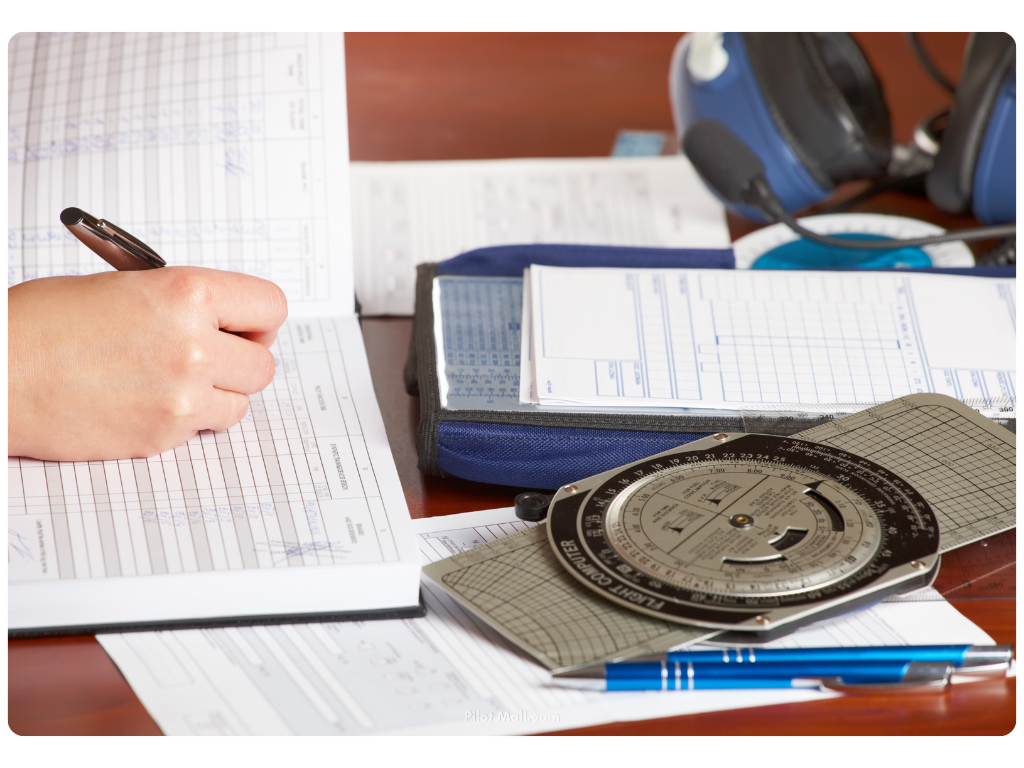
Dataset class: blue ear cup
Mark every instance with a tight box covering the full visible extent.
[671,33,893,222]
[669,33,832,220]
[972,73,1016,225]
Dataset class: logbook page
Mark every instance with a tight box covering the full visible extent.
[8,34,420,631]
[8,32,353,315]
[9,316,420,630]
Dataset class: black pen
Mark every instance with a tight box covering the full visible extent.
[61,207,166,271]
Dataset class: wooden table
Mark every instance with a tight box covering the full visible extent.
[8,32,1014,736]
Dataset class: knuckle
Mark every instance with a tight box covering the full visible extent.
[176,339,210,375]
[155,389,199,438]
[166,268,215,308]
[165,389,197,421]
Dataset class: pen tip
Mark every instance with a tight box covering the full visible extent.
[60,207,85,226]
[551,666,604,681]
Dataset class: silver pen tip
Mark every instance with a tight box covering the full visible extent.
[963,645,1014,666]
[552,666,604,681]
[549,666,607,691]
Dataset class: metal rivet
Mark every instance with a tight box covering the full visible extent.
[712,433,729,442]
[562,484,578,494]
[754,615,770,626]
[911,560,928,570]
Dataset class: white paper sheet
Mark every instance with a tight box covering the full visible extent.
[530,266,1016,415]
[98,506,998,736]
[350,156,731,315]
[8,32,353,316]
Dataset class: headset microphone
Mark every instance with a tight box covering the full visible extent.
[683,120,1015,251]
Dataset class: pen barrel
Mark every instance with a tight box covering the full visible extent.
[604,661,915,691]
[665,645,975,665]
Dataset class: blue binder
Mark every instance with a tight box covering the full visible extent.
[404,243,1013,489]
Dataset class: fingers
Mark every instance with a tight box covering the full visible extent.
[169,268,288,342]
[235,327,280,347]
[210,331,277,394]
[210,271,288,338]
[199,388,252,433]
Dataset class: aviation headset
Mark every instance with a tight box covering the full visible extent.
[670,33,1015,257]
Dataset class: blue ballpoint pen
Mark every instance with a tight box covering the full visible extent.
[551,660,955,693]
[623,644,1013,669]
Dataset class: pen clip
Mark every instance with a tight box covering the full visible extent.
[818,676,950,695]
[61,207,165,270]
[819,662,953,696]
[95,218,166,268]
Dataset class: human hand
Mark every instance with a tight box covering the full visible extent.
[8,267,287,461]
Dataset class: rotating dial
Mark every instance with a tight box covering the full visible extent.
[604,461,882,597]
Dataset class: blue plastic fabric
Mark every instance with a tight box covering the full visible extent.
[437,243,735,277]
[438,243,1014,279]
[436,421,708,489]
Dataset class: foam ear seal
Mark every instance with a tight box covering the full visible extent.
[926,32,1016,215]
[742,33,892,190]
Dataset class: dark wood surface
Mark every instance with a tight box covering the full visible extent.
[8,32,1014,737]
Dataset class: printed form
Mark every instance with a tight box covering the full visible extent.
[8,33,420,633]
[350,155,731,315]
[530,267,1016,414]
[8,32,353,315]
[98,507,1000,736]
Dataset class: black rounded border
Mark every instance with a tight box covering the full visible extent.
[548,435,939,627]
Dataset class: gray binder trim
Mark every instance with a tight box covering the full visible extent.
[412,263,444,474]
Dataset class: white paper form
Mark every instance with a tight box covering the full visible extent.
[9,316,420,630]
[530,267,1016,415]
[98,506,998,736]
[8,32,353,315]
[432,274,729,418]
[350,155,731,316]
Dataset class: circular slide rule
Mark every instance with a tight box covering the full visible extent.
[546,434,940,639]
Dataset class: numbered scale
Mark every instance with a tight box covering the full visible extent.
[546,433,941,641]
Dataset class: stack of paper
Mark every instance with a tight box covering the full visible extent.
[519,265,1016,418]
